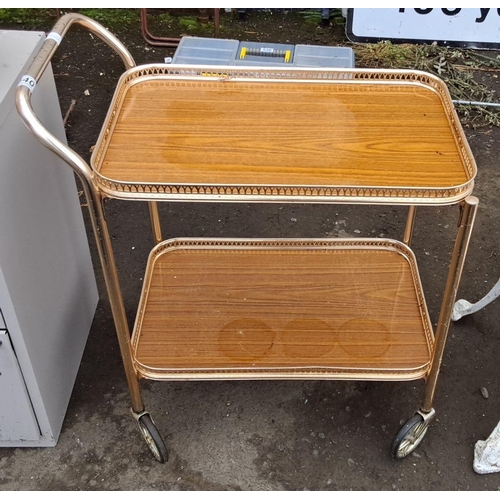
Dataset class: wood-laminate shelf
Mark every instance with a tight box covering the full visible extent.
[131,238,434,381]
[91,66,476,205]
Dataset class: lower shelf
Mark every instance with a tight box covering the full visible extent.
[131,238,434,381]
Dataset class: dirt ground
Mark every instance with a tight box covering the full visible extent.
[1,8,500,491]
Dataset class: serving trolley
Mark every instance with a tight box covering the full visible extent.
[16,14,478,463]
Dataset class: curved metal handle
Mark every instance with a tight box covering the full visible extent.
[15,12,136,183]
[15,14,146,410]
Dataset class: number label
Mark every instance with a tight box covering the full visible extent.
[18,75,36,92]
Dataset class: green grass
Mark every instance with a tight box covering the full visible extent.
[0,8,54,27]
[0,8,139,29]
[299,9,345,26]
[78,8,139,29]
[178,16,198,32]
[157,12,174,25]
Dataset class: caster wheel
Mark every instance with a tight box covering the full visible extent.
[137,413,169,463]
[391,414,429,459]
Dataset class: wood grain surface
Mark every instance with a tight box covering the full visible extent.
[96,79,469,190]
[133,241,433,377]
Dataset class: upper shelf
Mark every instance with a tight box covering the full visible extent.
[91,65,476,205]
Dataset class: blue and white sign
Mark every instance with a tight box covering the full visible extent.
[346,8,500,49]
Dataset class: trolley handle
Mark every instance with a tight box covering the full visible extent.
[15,12,135,183]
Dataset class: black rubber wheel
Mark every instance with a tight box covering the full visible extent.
[137,413,169,463]
[391,414,429,459]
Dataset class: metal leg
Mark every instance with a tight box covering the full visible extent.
[88,187,145,413]
[403,205,417,246]
[148,201,163,245]
[452,276,500,321]
[422,196,478,412]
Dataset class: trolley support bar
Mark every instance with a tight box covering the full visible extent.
[148,202,163,244]
[15,13,144,413]
[422,196,478,412]
[403,206,417,246]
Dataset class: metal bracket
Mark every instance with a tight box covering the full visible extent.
[130,408,149,422]
[417,407,436,424]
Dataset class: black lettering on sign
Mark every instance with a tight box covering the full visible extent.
[399,8,405,13]
[414,8,433,14]
[441,8,461,16]
[476,8,490,22]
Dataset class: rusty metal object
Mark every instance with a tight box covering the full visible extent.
[214,8,220,38]
[139,8,221,47]
[140,8,180,48]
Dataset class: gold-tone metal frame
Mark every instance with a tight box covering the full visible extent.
[15,12,479,453]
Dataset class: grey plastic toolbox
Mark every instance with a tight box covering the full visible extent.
[171,36,355,68]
